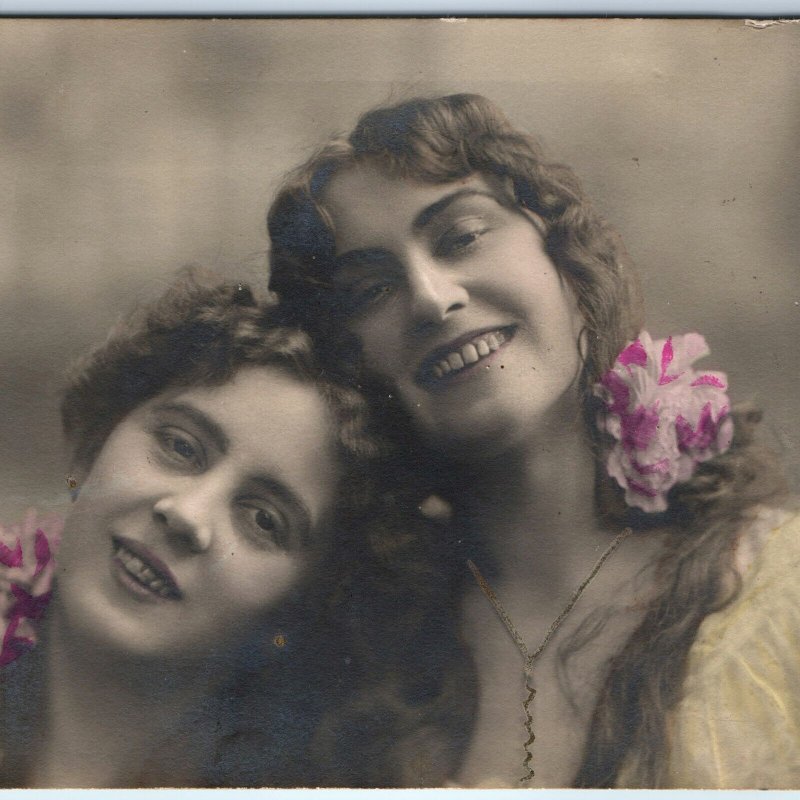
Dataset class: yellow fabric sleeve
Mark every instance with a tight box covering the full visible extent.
[663,509,800,788]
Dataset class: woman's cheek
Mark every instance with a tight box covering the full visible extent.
[351,311,405,377]
[220,555,306,617]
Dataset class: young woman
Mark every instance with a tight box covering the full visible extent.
[0,271,397,787]
[266,93,798,788]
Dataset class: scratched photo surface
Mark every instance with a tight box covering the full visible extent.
[0,18,798,789]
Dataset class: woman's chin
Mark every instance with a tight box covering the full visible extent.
[54,580,176,662]
[411,375,583,464]
[422,415,523,464]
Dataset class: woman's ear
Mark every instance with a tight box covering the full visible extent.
[577,325,590,364]
[521,207,548,237]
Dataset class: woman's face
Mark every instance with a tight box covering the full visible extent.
[57,366,339,659]
[322,164,585,457]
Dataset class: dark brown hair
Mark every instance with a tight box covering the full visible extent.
[266,94,787,786]
[61,268,379,482]
[57,270,384,784]
[268,92,643,403]
[59,267,471,786]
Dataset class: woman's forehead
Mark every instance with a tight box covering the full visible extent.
[321,168,508,245]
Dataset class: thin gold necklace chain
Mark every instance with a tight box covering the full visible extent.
[466,526,632,783]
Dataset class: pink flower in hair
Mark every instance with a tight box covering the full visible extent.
[594,332,733,513]
[1,509,62,667]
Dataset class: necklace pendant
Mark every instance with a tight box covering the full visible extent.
[520,675,536,783]
[467,529,631,787]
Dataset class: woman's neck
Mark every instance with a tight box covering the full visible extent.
[449,421,615,594]
[34,605,215,788]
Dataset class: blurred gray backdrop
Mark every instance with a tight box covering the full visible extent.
[1,19,798,517]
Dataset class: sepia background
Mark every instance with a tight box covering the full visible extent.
[1,19,798,517]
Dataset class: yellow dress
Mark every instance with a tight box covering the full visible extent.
[654,507,800,788]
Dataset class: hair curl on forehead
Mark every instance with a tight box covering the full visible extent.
[268,92,643,397]
[61,267,381,477]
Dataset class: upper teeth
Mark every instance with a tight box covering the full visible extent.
[115,543,175,598]
[431,330,508,379]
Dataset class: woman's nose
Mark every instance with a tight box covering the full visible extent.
[152,491,215,554]
[406,256,469,332]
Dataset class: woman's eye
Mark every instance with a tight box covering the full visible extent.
[240,502,291,549]
[155,428,204,469]
[359,281,396,305]
[435,222,489,258]
[342,279,397,316]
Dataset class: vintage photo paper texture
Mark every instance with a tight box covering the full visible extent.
[0,18,798,788]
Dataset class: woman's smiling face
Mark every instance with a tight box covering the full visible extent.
[56,366,339,660]
[322,164,585,457]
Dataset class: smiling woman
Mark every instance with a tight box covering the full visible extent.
[0,270,391,787]
[321,167,584,457]
[267,93,798,788]
[57,368,337,661]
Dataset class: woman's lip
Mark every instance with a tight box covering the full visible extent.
[111,535,182,600]
[415,325,516,386]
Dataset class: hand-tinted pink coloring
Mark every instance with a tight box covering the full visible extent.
[600,370,631,416]
[0,616,35,667]
[0,538,22,568]
[621,404,660,453]
[594,332,732,512]
[1,514,60,668]
[658,336,682,385]
[691,374,726,389]
[618,338,648,369]
[33,529,51,577]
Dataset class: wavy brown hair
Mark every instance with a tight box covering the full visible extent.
[267,94,787,786]
[61,268,379,486]
[59,267,471,786]
[269,93,643,403]
[57,269,403,785]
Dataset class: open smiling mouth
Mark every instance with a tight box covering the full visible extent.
[112,536,182,600]
[417,326,515,387]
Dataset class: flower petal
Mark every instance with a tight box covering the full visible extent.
[33,529,52,577]
[670,332,710,371]
[621,404,661,452]
[601,370,631,416]
[9,584,52,622]
[594,331,732,514]
[618,338,648,369]
[690,373,726,389]
[0,616,35,667]
[658,337,683,385]
[0,538,22,568]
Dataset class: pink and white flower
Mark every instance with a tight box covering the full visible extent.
[594,332,733,513]
[1,509,62,666]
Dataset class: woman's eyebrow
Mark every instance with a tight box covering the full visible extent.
[249,476,313,546]
[152,402,230,454]
[333,189,501,271]
[413,188,501,230]
[333,247,391,274]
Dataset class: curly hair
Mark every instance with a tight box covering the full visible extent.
[57,269,384,784]
[266,94,789,786]
[61,268,380,484]
[268,93,643,402]
[59,267,471,786]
